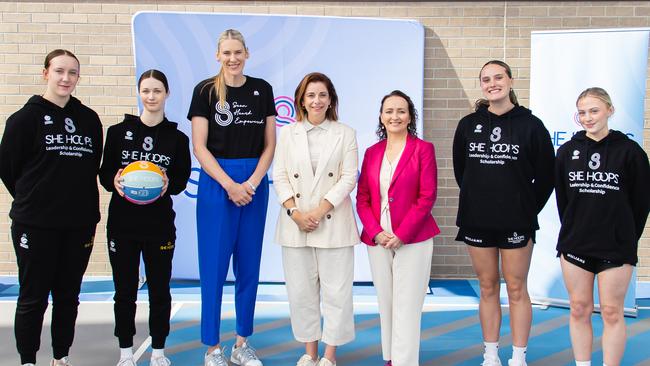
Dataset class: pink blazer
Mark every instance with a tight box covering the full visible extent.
[356,135,440,246]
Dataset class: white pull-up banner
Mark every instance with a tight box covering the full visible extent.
[529,28,650,316]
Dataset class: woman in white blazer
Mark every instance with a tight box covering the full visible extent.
[273,72,359,366]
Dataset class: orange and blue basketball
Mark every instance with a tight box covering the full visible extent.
[120,160,164,205]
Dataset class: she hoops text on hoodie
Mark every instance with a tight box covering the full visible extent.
[555,130,650,265]
[453,105,555,232]
[0,95,103,229]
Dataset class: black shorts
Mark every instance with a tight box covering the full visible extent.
[560,252,622,274]
[455,228,534,249]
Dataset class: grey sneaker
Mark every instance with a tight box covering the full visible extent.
[116,357,136,366]
[50,357,72,366]
[230,342,262,366]
[205,348,229,366]
[150,356,172,366]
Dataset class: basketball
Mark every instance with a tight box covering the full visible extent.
[120,160,164,205]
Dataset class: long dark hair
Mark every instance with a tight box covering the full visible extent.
[44,49,80,70]
[474,60,519,111]
[138,69,169,93]
[376,90,418,140]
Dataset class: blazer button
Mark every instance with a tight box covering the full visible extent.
[389,197,394,202]
[296,193,301,198]
[326,214,331,219]
[328,172,333,177]
[294,173,299,178]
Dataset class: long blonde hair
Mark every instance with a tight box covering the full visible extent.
[209,29,248,108]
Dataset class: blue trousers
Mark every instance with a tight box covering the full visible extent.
[197,158,268,346]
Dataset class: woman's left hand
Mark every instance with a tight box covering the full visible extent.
[384,235,404,250]
[160,170,169,197]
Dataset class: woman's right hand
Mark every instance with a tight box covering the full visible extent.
[226,182,253,207]
[113,169,125,197]
[291,210,319,232]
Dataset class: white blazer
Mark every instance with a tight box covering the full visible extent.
[273,120,360,248]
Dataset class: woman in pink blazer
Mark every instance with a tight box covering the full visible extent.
[356,90,440,366]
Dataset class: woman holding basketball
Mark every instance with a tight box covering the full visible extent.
[0,49,103,366]
[555,87,649,366]
[99,69,191,366]
[452,60,555,366]
[187,29,276,366]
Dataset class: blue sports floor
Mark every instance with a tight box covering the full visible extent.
[1,277,649,366]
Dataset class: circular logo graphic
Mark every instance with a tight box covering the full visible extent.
[274,96,296,127]
[573,112,582,127]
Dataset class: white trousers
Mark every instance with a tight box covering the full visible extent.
[282,246,355,346]
[367,240,433,366]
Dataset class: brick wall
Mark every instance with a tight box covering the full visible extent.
[1,1,649,279]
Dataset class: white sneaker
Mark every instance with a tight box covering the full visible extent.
[482,354,502,366]
[231,342,263,366]
[507,360,527,366]
[296,354,319,366]
[150,356,172,366]
[205,348,229,366]
[317,358,336,366]
[51,356,72,366]
[117,357,136,366]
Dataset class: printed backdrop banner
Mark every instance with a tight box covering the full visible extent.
[529,28,649,315]
[132,12,424,281]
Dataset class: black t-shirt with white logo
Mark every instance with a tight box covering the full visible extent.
[187,76,276,158]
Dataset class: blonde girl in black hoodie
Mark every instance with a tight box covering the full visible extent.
[0,49,103,366]
[555,87,649,366]
[99,69,191,366]
[453,60,555,366]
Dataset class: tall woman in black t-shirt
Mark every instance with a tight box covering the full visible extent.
[0,49,103,366]
[187,29,276,366]
[99,69,191,366]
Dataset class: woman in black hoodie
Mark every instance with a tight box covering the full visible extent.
[452,60,555,366]
[555,87,649,366]
[99,70,191,366]
[0,49,103,366]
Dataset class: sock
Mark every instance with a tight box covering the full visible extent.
[152,348,165,359]
[120,347,133,360]
[512,345,527,363]
[484,341,499,358]
[575,361,591,366]
[208,347,222,356]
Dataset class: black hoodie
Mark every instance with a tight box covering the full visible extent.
[99,114,191,241]
[453,105,555,231]
[0,95,103,229]
[555,130,650,265]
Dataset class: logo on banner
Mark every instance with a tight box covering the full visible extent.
[274,96,296,127]
[215,101,233,126]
